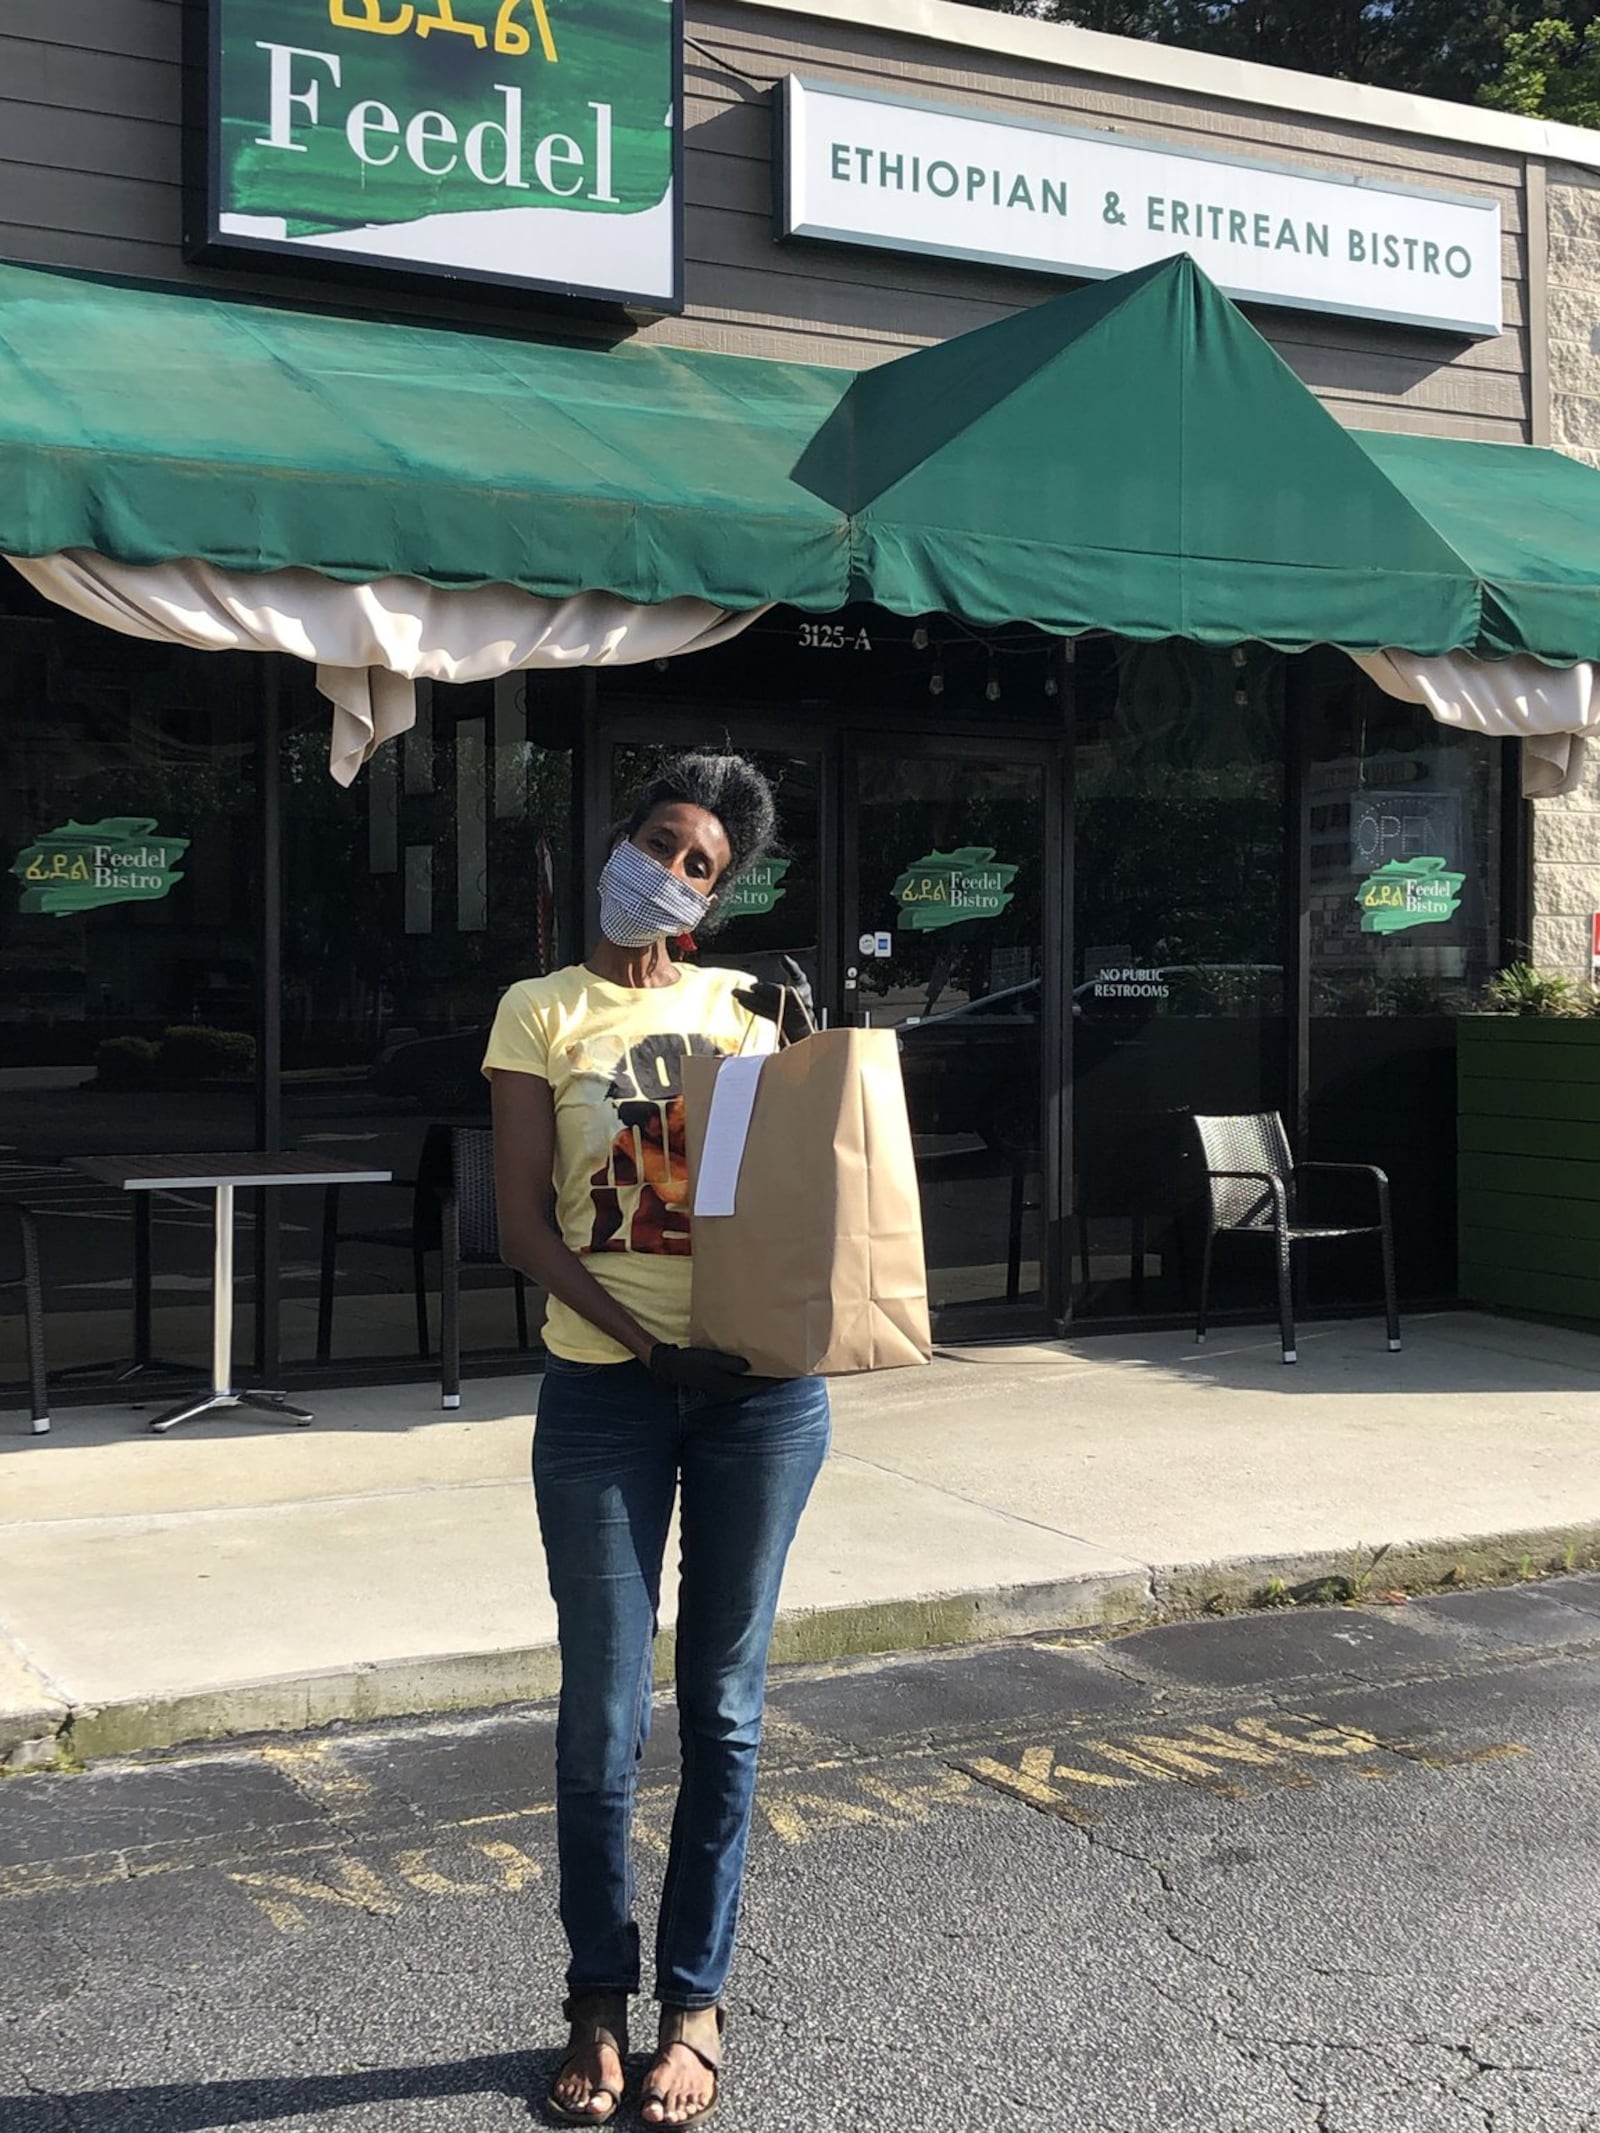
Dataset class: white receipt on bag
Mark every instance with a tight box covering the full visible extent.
[693,1055,765,1217]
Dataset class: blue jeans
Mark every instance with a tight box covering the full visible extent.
[533,1356,830,2008]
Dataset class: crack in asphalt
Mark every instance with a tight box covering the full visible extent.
[946,1719,1591,2133]
[5,1605,1598,2132]
[16,2065,77,2130]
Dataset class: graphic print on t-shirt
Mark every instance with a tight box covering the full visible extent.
[570,1030,725,1258]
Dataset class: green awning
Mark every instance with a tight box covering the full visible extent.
[796,255,1491,655]
[0,261,851,609]
[1354,429,1600,666]
[9,255,1600,667]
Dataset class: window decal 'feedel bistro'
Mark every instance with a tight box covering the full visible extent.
[1355,856,1465,933]
[11,820,190,917]
[196,0,680,309]
[715,857,791,920]
[894,848,1019,931]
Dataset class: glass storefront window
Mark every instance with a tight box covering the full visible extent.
[276,666,577,1367]
[1305,650,1502,1017]
[855,747,1047,1315]
[0,583,259,1383]
[1073,638,1287,1319]
[607,740,824,1005]
[1304,650,1505,1301]
[2,585,1515,1398]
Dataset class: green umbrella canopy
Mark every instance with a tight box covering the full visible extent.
[794,254,1498,656]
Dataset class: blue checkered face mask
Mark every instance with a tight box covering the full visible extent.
[597,838,713,947]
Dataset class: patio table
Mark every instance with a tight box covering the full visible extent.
[68,1154,392,1432]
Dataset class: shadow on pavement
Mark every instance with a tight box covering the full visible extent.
[2,2050,551,2129]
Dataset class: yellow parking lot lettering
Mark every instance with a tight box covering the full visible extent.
[962,1750,1098,1822]
[228,1854,399,1934]
[1120,1726,1285,1776]
[392,1846,493,1897]
[1081,1742,1183,1782]
[1234,1717,1382,1758]
[856,1766,977,1821]
[472,1840,543,1890]
[1052,1762,1140,1790]
[760,1790,891,1846]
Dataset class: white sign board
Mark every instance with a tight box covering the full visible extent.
[777,77,1502,339]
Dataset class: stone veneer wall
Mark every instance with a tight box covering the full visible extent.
[1531,167,1600,979]
[1527,750,1600,980]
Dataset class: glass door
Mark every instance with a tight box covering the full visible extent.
[604,730,828,1008]
[1071,639,1289,1321]
[846,739,1053,1329]
[597,718,1059,1337]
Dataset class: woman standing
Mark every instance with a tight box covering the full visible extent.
[486,753,828,2129]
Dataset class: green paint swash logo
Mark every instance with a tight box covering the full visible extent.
[893,847,1019,932]
[11,819,190,917]
[211,0,677,301]
[1355,855,1464,935]
[715,856,790,921]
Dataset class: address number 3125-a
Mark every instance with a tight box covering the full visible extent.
[798,623,873,651]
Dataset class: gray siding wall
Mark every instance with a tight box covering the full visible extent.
[0,0,1530,440]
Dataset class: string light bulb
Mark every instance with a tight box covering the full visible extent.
[912,626,930,651]
[929,671,945,696]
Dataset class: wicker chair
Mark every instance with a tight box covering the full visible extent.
[317,1125,530,1409]
[1,1200,49,1435]
[1191,1113,1399,1366]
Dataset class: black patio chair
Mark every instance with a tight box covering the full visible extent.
[1,1199,50,1435]
[316,1125,531,1408]
[1191,1112,1399,1366]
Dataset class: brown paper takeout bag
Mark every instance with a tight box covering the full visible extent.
[682,1029,931,1377]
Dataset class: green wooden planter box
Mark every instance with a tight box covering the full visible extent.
[1458,1016,1600,1325]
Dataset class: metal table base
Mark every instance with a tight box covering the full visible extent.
[146,1184,312,1433]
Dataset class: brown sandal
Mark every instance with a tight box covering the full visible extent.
[639,2004,725,2128]
[545,1992,629,2126]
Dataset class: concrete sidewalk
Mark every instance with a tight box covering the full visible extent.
[3,1311,1598,1763]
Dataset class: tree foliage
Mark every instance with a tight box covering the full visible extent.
[972,0,1600,119]
[1478,16,1600,124]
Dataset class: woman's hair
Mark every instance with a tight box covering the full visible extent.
[622,751,778,910]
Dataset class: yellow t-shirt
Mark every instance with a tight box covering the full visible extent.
[482,962,774,1363]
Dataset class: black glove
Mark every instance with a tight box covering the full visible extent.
[735,955,816,1046]
[649,1342,753,1403]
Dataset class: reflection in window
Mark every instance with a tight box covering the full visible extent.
[276,665,577,1365]
[0,582,259,1380]
[1304,652,1506,1306]
[1072,639,1287,1321]
[608,743,823,1004]
[1074,640,1285,1020]
[1305,652,1502,1017]
[857,749,1045,1314]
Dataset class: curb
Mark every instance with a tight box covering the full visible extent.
[5,1521,1598,1765]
